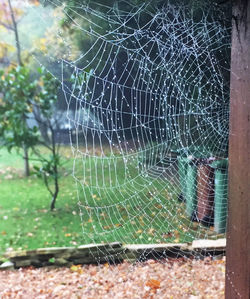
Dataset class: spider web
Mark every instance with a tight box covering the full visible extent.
[33,0,231,264]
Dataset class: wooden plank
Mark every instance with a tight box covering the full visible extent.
[124,243,188,250]
[226,1,250,298]
[192,238,226,250]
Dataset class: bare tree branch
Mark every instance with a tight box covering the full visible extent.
[0,21,14,31]
[7,0,22,65]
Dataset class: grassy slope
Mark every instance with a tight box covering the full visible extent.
[0,147,216,256]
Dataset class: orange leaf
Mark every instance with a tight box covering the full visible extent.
[146,279,161,289]
[155,204,162,209]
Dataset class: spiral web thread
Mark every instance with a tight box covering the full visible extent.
[34,0,231,264]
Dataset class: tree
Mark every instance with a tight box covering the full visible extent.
[0,66,39,177]
[0,65,62,210]
[0,0,53,175]
[32,68,62,211]
[0,0,37,175]
[0,0,68,209]
[0,1,67,209]
[0,0,32,175]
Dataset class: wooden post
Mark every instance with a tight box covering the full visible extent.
[226,1,250,298]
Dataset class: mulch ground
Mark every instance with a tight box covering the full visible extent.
[0,257,225,298]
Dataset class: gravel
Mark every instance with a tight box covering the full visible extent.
[0,257,225,298]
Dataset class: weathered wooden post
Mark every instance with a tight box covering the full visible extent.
[226,0,250,298]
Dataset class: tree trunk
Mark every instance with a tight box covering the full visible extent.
[226,1,250,298]
[50,180,59,211]
[7,0,22,65]
[23,144,30,177]
[22,110,30,177]
[50,126,59,211]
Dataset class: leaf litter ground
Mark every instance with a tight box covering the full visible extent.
[0,257,225,298]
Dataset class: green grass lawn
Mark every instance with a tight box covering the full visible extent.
[0,146,217,257]
[0,147,83,255]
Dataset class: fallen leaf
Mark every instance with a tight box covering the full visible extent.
[162,232,173,238]
[148,228,155,235]
[155,204,162,209]
[115,223,122,227]
[146,279,161,289]
[174,230,180,238]
[103,225,112,230]
[70,265,83,274]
